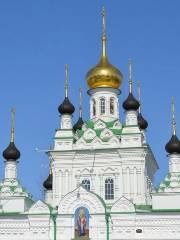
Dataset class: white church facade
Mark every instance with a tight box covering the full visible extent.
[1,8,180,240]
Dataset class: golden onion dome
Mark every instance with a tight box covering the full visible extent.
[86,8,123,89]
[86,39,123,89]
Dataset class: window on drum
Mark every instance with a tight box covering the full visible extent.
[92,99,96,116]
[100,98,105,115]
[110,97,115,114]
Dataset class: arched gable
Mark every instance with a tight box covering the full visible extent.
[111,196,135,213]
[76,138,86,148]
[84,129,96,140]
[113,120,122,129]
[58,186,105,214]
[29,200,50,214]
[94,120,106,129]
[109,136,120,146]
[92,136,102,145]
[101,167,116,173]
[100,128,113,139]
[80,168,91,174]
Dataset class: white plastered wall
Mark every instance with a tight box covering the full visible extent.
[50,145,156,207]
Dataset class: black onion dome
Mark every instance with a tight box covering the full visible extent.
[165,135,180,154]
[73,117,84,131]
[123,93,140,111]
[58,97,75,115]
[138,113,148,130]
[43,173,52,190]
[3,142,20,161]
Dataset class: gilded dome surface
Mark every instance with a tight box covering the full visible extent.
[86,55,123,89]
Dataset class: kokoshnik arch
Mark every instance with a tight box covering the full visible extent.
[1,7,180,240]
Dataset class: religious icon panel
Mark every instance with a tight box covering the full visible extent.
[74,207,89,240]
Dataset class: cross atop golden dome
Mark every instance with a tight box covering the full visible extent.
[86,7,123,89]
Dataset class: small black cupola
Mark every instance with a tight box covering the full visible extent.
[165,135,180,154]
[43,163,53,190]
[3,108,20,161]
[138,113,148,130]
[73,87,84,131]
[58,64,75,115]
[43,172,52,190]
[123,93,140,111]
[165,97,180,154]
[73,117,84,131]
[58,97,75,115]
[137,81,148,130]
[123,59,139,111]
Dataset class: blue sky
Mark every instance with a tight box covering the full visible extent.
[0,1,180,200]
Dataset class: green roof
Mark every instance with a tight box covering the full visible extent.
[86,120,94,129]
[135,204,152,211]
[0,179,33,199]
[75,119,123,144]
[111,128,122,135]
[76,129,84,138]
[105,120,116,128]
[95,129,102,137]
[157,172,180,192]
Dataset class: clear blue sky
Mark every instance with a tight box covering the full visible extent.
[0,0,180,200]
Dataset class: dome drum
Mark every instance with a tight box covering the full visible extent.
[87,87,121,96]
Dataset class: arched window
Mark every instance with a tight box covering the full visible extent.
[82,179,90,191]
[100,98,105,115]
[92,99,96,116]
[105,178,114,200]
[110,98,115,114]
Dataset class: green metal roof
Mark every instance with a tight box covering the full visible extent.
[75,119,123,144]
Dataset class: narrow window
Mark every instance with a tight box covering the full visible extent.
[100,98,105,115]
[82,179,90,191]
[92,99,96,116]
[110,98,115,114]
[105,178,114,200]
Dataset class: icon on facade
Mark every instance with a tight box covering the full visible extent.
[74,207,89,239]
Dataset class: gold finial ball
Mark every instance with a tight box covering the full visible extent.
[86,56,123,89]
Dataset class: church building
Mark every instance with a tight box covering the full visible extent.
[0,8,180,240]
